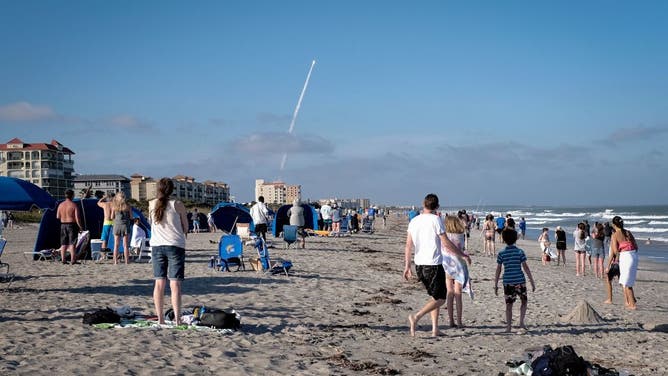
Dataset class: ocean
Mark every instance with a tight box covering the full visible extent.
[445,205,668,264]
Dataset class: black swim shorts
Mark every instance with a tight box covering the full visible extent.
[415,265,447,300]
[607,263,620,281]
[503,284,528,304]
[60,223,79,246]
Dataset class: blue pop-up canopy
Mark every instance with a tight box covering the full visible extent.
[210,202,253,233]
[0,176,56,211]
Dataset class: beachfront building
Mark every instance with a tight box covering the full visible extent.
[131,174,229,205]
[73,174,131,198]
[318,198,370,210]
[0,138,75,199]
[255,179,302,205]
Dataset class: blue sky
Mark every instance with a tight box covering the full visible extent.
[1,1,667,206]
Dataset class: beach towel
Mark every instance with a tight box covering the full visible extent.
[441,252,473,299]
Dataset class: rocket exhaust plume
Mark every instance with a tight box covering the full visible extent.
[280,59,316,171]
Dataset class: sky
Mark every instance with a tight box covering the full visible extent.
[1,1,667,206]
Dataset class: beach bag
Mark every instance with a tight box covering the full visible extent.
[83,308,121,325]
[549,345,587,375]
[198,308,241,330]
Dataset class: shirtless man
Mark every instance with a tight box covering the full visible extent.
[57,189,83,264]
[98,193,114,251]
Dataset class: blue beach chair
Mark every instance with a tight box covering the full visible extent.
[0,238,15,289]
[253,236,292,276]
[218,234,245,272]
[282,225,298,249]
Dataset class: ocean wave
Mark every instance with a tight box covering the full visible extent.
[528,217,565,222]
[628,227,668,234]
[649,221,668,225]
[622,220,645,225]
[534,212,587,217]
[603,214,668,220]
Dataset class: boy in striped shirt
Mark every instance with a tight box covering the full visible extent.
[494,228,535,333]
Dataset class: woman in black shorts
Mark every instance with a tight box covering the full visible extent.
[555,226,567,267]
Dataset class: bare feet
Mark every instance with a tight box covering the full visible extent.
[431,330,445,337]
[408,314,416,337]
[603,299,612,304]
[627,305,637,310]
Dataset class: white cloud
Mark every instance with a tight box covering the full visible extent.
[0,101,59,121]
[109,115,154,131]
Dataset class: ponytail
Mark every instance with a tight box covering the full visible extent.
[153,178,174,223]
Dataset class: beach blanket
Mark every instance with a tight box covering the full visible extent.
[442,252,474,299]
[93,318,238,335]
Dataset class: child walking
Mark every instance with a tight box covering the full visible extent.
[494,228,535,333]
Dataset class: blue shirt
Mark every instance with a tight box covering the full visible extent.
[497,245,527,285]
[518,220,526,231]
[496,217,506,229]
[408,210,419,222]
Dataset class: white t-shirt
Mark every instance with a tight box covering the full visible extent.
[320,204,332,220]
[130,224,146,248]
[408,213,445,265]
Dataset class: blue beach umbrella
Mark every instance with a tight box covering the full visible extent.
[0,177,56,211]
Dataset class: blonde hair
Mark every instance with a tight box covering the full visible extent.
[445,215,465,234]
[113,191,129,213]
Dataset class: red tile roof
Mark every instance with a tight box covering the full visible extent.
[1,138,74,154]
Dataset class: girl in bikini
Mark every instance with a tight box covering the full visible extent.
[483,214,496,257]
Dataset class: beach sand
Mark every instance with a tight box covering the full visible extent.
[1,215,667,375]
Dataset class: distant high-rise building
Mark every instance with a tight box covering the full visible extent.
[131,174,229,205]
[0,138,75,199]
[73,174,131,198]
[255,179,301,205]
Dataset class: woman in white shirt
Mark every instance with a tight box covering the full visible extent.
[573,223,587,277]
[149,178,188,325]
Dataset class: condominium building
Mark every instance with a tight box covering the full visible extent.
[131,174,229,205]
[0,138,75,199]
[73,174,131,198]
[255,179,302,205]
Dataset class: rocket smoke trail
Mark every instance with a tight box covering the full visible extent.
[280,59,316,171]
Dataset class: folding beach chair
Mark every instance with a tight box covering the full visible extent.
[252,236,292,276]
[218,234,245,272]
[71,230,90,263]
[361,217,374,234]
[282,225,298,249]
[0,238,16,290]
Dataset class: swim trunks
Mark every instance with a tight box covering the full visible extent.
[416,265,447,300]
[60,223,79,246]
[101,224,113,243]
[503,283,527,304]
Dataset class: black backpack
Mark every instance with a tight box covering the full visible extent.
[199,309,241,330]
[83,308,121,325]
[532,345,587,376]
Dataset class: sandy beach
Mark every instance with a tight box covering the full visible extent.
[1,215,667,375]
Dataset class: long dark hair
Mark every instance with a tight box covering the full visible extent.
[153,178,174,223]
[612,216,630,241]
[577,222,586,239]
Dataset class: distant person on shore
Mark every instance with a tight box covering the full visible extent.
[603,222,613,250]
[7,211,14,229]
[483,214,496,257]
[331,203,341,234]
[130,217,147,259]
[495,215,506,241]
[112,192,132,264]
[207,212,216,233]
[56,189,83,265]
[609,216,638,310]
[250,196,270,241]
[573,223,587,276]
[404,193,468,337]
[97,193,115,251]
[518,217,527,240]
[538,227,551,265]
[288,199,306,249]
[583,220,591,236]
[555,226,567,266]
[408,206,419,222]
[320,201,332,231]
[444,215,471,328]
[192,208,200,233]
[645,238,651,245]
[350,210,360,233]
[149,178,188,325]
[1,210,7,229]
[495,228,535,333]
[591,222,606,279]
